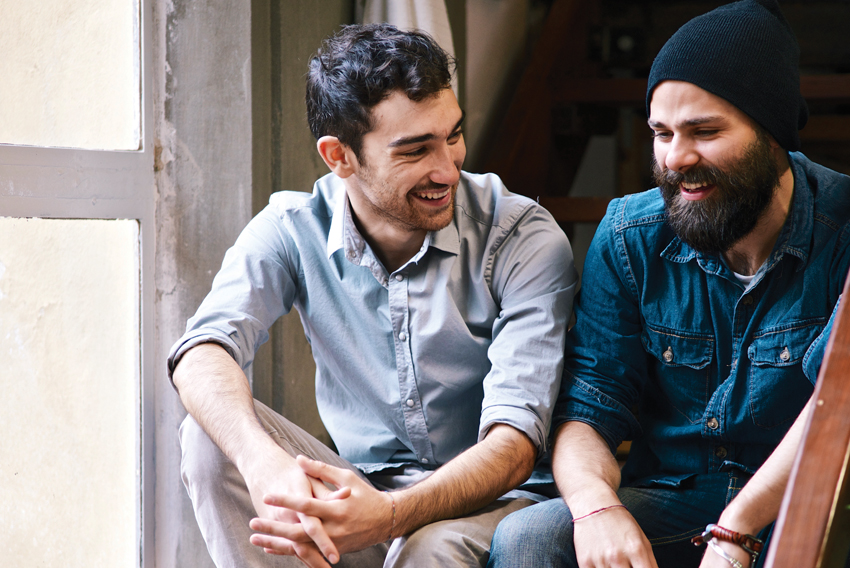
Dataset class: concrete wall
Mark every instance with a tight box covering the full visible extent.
[152,0,253,565]
[153,1,353,564]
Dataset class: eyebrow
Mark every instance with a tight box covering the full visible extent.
[647,115,727,129]
[388,111,466,148]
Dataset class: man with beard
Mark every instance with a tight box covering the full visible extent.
[168,23,577,568]
[488,1,850,567]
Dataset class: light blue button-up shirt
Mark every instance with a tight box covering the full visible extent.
[169,171,577,471]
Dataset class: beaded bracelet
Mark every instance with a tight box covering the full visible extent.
[692,524,763,566]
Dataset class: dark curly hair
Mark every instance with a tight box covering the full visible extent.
[306,23,455,161]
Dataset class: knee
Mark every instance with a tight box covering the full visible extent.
[387,520,487,567]
[488,501,576,568]
[179,414,230,489]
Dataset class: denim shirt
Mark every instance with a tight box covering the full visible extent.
[169,171,577,472]
[554,153,850,485]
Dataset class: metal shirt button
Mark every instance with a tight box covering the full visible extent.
[715,446,728,459]
[399,331,407,341]
[780,347,791,362]
[663,347,674,363]
[406,399,414,408]
[421,458,428,464]
[395,274,404,281]
[707,417,719,430]
[742,295,753,306]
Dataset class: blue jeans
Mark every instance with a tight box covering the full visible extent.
[488,471,760,568]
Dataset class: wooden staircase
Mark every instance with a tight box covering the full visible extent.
[482,0,850,225]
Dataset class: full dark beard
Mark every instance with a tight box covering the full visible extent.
[654,131,780,254]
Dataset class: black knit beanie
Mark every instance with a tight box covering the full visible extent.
[646,0,808,151]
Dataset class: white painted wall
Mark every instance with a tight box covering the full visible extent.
[0,218,140,566]
[0,0,141,150]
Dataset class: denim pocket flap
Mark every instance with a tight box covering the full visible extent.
[642,326,714,369]
[747,323,822,367]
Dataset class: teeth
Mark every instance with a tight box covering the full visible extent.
[681,182,708,191]
[415,189,449,200]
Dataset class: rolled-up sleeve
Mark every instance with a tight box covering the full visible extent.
[167,205,299,383]
[551,201,643,454]
[478,203,578,456]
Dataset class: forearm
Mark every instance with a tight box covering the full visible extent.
[718,396,814,534]
[391,424,536,536]
[553,421,623,516]
[172,342,288,474]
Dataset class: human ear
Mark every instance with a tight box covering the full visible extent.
[317,136,357,178]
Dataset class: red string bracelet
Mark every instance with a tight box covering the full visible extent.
[571,504,627,523]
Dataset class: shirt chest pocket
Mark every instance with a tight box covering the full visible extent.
[642,326,715,424]
[747,322,822,429]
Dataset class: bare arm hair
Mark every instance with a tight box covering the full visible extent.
[391,424,537,536]
[172,343,293,475]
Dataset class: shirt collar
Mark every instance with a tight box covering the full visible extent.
[327,189,462,262]
[661,153,813,270]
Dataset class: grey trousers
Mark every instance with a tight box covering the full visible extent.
[179,399,536,567]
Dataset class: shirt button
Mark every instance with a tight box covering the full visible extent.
[421,458,428,464]
[406,399,414,408]
[395,274,404,281]
[715,446,728,459]
[780,347,791,362]
[663,347,674,363]
[742,295,753,306]
[399,331,407,341]
[707,417,719,430]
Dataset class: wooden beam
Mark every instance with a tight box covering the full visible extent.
[482,0,584,188]
[551,74,850,106]
[800,115,850,142]
[765,268,850,567]
[539,196,611,223]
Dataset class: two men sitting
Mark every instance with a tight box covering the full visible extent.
[170,1,850,566]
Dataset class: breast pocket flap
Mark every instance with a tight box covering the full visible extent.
[642,327,714,370]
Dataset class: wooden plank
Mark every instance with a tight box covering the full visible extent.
[482,0,584,187]
[765,269,850,567]
[800,115,850,142]
[549,74,850,105]
[539,196,611,223]
[553,77,647,105]
[801,74,850,101]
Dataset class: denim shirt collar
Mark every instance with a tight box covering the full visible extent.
[327,190,460,285]
[660,152,813,274]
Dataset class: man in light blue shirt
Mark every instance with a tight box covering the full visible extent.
[168,23,577,568]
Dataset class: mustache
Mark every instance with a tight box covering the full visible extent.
[411,181,452,193]
[654,161,722,189]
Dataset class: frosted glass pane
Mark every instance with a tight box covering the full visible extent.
[0,1,141,150]
[0,218,139,566]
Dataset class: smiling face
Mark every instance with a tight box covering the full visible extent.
[649,81,781,253]
[347,88,465,235]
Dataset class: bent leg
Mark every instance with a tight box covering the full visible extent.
[179,399,387,567]
[488,472,745,568]
[487,497,576,568]
[385,497,537,568]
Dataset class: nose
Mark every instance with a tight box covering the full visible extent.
[662,135,699,173]
[430,139,464,187]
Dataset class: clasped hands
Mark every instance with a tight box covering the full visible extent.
[248,455,393,568]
